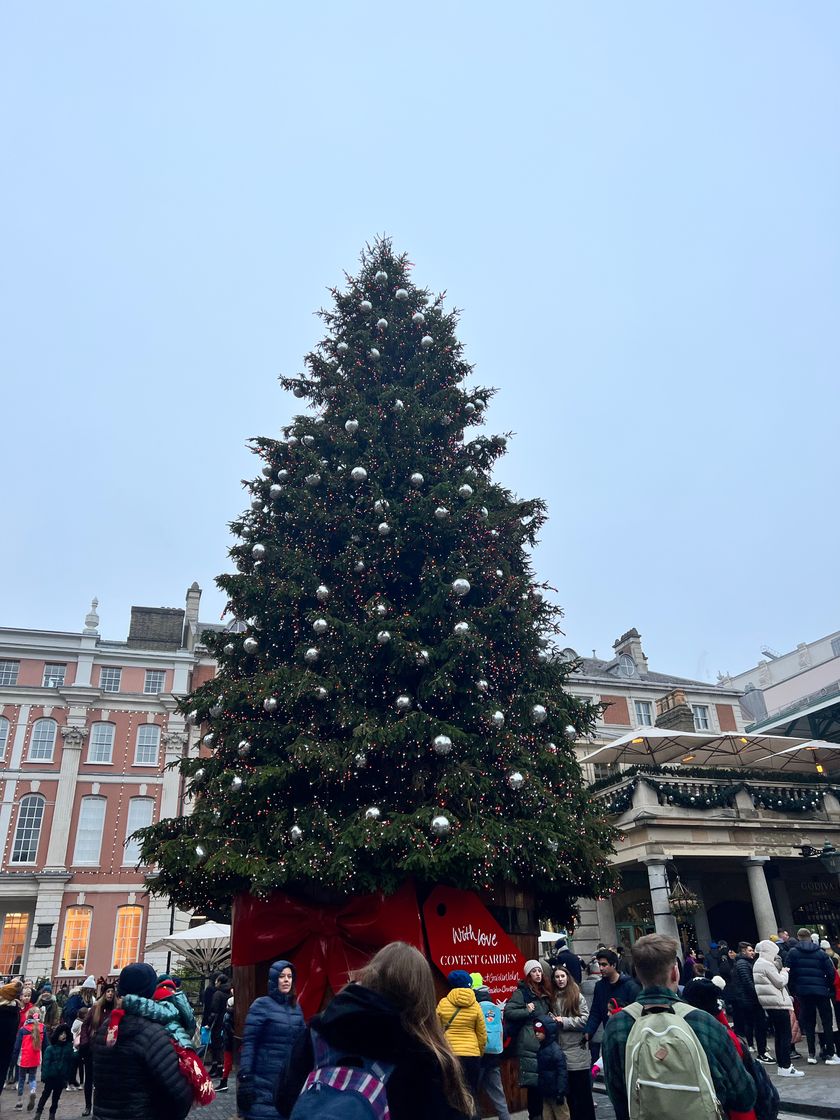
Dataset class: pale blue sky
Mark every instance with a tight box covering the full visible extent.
[2,3,838,681]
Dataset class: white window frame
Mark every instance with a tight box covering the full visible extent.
[11,795,45,864]
[60,907,92,974]
[0,716,10,758]
[99,667,122,693]
[72,797,107,865]
[143,670,166,695]
[692,704,711,731]
[42,663,66,688]
[134,724,160,767]
[0,661,20,686]
[633,699,653,727]
[88,722,115,765]
[123,797,155,865]
[29,718,57,762]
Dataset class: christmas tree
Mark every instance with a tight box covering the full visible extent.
[140,240,614,920]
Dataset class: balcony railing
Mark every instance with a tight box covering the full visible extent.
[590,765,839,818]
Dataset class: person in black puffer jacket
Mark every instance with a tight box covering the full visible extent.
[786,928,840,1062]
[278,942,472,1120]
[91,962,193,1120]
[206,973,232,1076]
[729,942,770,1061]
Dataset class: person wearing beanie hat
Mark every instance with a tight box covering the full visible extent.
[90,963,193,1120]
[469,972,484,990]
[547,938,583,985]
[238,960,304,1118]
[504,959,555,1119]
[80,977,97,992]
[437,966,487,1106]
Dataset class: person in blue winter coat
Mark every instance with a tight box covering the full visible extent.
[238,959,306,1120]
[533,1019,568,1120]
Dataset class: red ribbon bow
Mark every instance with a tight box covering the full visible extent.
[232,880,423,1019]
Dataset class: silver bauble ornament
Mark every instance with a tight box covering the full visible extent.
[269,484,283,499]
[412,311,425,324]
[458,485,473,499]
[336,341,348,353]
[491,710,505,728]
[360,299,372,312]
[195,844,206,860]
[223,643,235,656]
[345,419,359,435]
[464,402,476,414]
[377,630,391,644]
[263,697,278,713]
[565,725,577,739]
[374,270,388,283]
[395,695,412,712]
[376,318,388,330]
[369,348,380,360]
[454,622,470,637]
[364,806,382,821]
[420,335,433,348]
[250,496,262,511]
[351,467,368,483]
[395,288,409,300]
[315,687,328,700]
[373,499,390,514]
[434,506,450,520]
[490,530,499,538]
[532,588,544,602]
[241,525,253,537]
[302,435,315,446]
[202,733,215,747]
[432,734,452,755]
[251,543,266,558]
[452,578,471,597]
[354,752,367,768]
[476,679,489,692]
[393,398,405,411]
[261,464,273,476]
[293,385,306,398]
[186,709,198,725]
[531,704,548,724]
[305,473,321,487]
[547,838,559,852]
[480,507,489,520]
[277,469,289,482]
[304,647,320,663]
[431,814,451,836]
[290,824,303,843]
[193,767,205,782]
[548,742,558,754]
[313,618,328,635]
[410,472,424,487]
[416,649,430,666]
[377,522,391,536]
[507,771,525,790]
[375,603,388,617]
[209,700,224,718]
[354,560,366,573]
[316,584,330,601]
[237,739,251,757]
[243,637,259,654]
[231,775,243,791]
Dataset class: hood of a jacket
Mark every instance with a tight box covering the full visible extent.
[313,983,431,1067]
[756,940,779,961]
[122,994,179,1024]
[443,987,477,1009]
[268,959,295,1003]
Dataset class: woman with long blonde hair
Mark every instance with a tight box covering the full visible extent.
[551,966,595,1120]
[278,941,472,1120]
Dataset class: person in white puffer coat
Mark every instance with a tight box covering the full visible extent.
[753,939,802,1078]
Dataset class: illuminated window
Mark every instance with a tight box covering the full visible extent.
[111,906,143,970]
[11,795,45,863]
[72,797,107,865]
[60,907,92,973]
[100,667,122,692]
[0,716,9,757]
[123,798,154,865]
[88,723,115,765]
[0,913,29,975]
[134,724,160,767]
[29,719,57,762]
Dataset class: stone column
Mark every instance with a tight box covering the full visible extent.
[160,730,187,820]
[685,878,713,949]
[771,877,795,934]
[597,898,618,949]
[25,871,71,977]
[642,856,681,942]
[572,897,601,960]
[45,727,86,867]
[745,856,778,941]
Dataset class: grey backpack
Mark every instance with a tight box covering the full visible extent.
[623,1002,723,1120]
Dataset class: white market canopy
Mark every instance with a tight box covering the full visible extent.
[581,727,840,775]
[145,921,231,974]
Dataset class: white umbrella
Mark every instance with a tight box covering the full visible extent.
[539,929,564,942]
[145,920,231,974]
[748,740,840,775]
[580,728,837,770]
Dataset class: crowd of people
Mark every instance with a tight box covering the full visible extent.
[0,926,837,1119]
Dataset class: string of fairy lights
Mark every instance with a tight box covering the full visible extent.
[140,243,617,918]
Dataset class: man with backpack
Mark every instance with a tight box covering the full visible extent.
[601,933,756,1120]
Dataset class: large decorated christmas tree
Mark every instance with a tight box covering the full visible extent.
[140,241,614,923]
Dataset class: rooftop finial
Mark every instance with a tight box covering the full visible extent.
[84,598,100,633]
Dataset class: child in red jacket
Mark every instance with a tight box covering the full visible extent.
[13,1007,44,1111]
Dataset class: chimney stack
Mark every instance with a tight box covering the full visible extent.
[183,582,202,650]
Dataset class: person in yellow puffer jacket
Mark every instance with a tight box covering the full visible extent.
[436,970,487,1114]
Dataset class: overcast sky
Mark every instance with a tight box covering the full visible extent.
[2,3,837,682]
